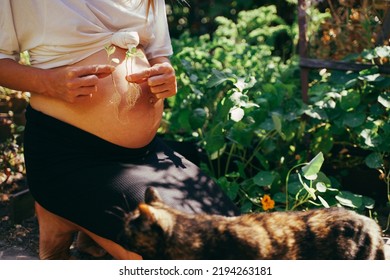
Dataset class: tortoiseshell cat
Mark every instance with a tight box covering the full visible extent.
[122,187,385,260]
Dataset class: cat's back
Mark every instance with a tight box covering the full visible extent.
[296,207,385,259]
[230,207,385,260]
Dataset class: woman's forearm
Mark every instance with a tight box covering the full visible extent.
[0,58,47,93]
[0,58,115,103]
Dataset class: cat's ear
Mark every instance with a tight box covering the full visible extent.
[145,187,163,204]
[138,203,156,222]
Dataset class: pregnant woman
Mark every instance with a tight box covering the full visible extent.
[0,0,239,259]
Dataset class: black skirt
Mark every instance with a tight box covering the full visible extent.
[23,106,239,244]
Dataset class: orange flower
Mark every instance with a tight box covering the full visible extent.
[261,194,275,211]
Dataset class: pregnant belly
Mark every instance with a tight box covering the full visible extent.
[29,47,164,148]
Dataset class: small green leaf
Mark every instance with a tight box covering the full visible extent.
[104,45,116,56]
[318,195,330,208]
[301,152,324,180]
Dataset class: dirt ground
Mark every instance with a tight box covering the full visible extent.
[0,215,113,260]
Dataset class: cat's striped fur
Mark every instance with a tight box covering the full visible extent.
[122,187,385,260]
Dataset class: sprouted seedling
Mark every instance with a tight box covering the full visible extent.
[125,46,144,107]
[104,45,121,110]
[104,45,144,117]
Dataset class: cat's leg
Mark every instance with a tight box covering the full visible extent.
[35,202,77,260]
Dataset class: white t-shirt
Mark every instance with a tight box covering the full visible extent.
[0,0,173,69]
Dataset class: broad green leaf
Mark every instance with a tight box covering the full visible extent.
[364,153,383,169]
[240,201,253,213]
[253,171,275,186]
[287,181,302,195]
[343,112,366,128]
[204,122,226,158]
[335,191,363,209]
[301,152,324,180]
[189,108,207,130]
[272,192,287,203]
[340,90,360,111]
[227,122,253,147]
[311,125,334,155]
[206,69,237,88]
[217,177,239,200]
[271,112,286,140]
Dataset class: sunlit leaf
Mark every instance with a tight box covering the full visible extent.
[318,195,330,208]
[378,92,390,108]
[230,107,245,122]
[206,69,237,88]
[301,152,324,180]
[316,182,327,192]
[335,191,363,209]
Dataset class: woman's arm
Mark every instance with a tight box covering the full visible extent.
[126,56,177,99]
[0,58,115,103]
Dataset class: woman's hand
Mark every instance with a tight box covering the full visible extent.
[43,64,115,103]
[126,60,177,99]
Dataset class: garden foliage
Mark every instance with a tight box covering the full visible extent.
[163,5,390,217]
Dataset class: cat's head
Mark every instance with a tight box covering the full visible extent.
[122,187,174,259]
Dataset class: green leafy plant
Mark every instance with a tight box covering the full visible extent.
[166,5,388,225]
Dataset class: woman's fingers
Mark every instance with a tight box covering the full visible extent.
[48,64,114,103]
[71,64,115,79]
[126,62,177,98]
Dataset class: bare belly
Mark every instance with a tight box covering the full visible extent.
[30,47,164,148]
